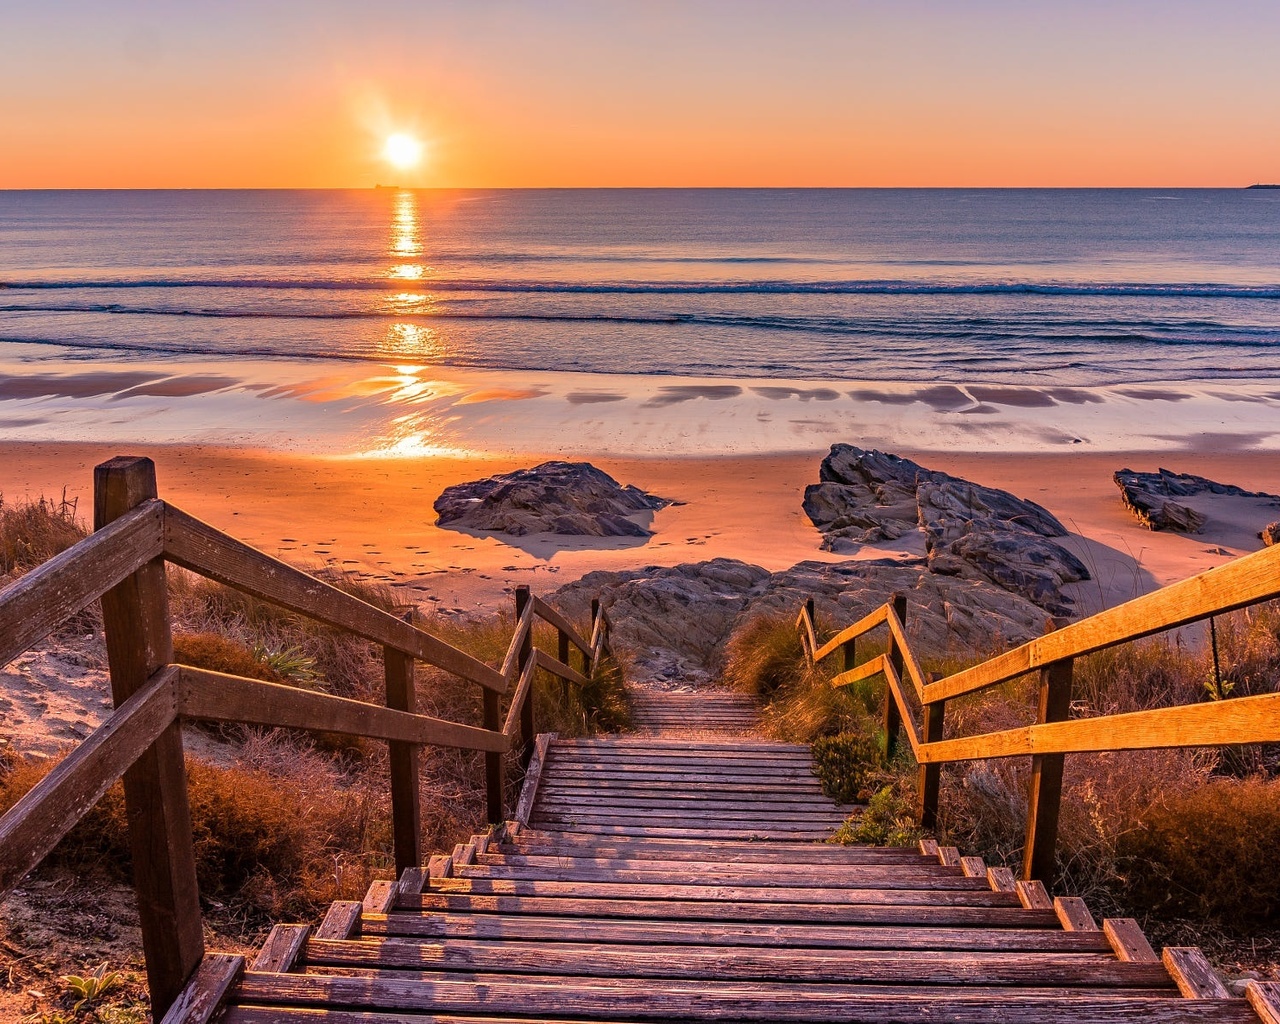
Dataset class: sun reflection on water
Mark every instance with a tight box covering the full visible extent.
[389,190,422,258]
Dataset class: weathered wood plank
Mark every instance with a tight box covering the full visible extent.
[301,936,1175,987]
[1056,896,1099,932]
[830,654,889,691]
[366,912,1112,952]
[0,500,163,670]
[384,640,419,875]
[1105,918,1160,962]
[1248,980,1280,1024]
[926,541,1280,703]
[1164,947,1230,999]
[315,902,363,941]
[812,604,888,663]
[535,648,592,689]
[988,867,1018,893]
[163,504,505,692]
[158,953,244,1024]
[513,733,553,827]
[455,862,969,887]
[230,974,1248,1023]
[177,667,507,753]
[362,880,397,915]
[501,655,538,740]
[0,666,177,898]
[251,924,311,973]
[1016,880,1053,910]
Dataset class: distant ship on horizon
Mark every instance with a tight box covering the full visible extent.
[1246,183,1280,189]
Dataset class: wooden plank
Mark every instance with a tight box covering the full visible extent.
[301,936,1175,987]
[0,500,163,670]
[1016,880,1053,910]
[96,457,202,1019]
[812,604,888,663]
[362,880,396,914]
[830,655,889,690]
[1163,947,1230,999]
[886,603,929,700]
[400,866,430,893]
[919,839,940,857]
[229,974,1243,1023]
[488,850,929,869]
[425,857,452,881]
[520,823,840,840]
[1248,981,1280,1024]
[177,667,507,753]
[938,846,962,867]
[1055,897,1099,931]
[513,733,554,826]
[367,912,1112,952]
[927,542,1280,704]
[315,902,363,941]
[535,647,591,689]
[403,890,1050,928]
[531,595,591,657]
[251,924,311,972]
[500,656,538,739]
[528,813,850,830]
[163,503,505,692]
[531,793,841,811]
[987,867,1018,893]
[452,843,477,867]
[881,658,924,756]
[1024,658,1073,883]
[797,602,820,662]
[501,839,922,863]
[1105,918,1160,962]
[384,639,420,875]
[157,953,243,1024]
[921,690,1280,763]
[960,856,987,878]
[468,858,962,884]
[0,666,177,897]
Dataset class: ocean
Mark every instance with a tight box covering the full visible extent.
[3,188,1279,387]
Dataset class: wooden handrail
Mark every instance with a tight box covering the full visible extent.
[0,455,614,1015]
[0,665,178,898]
[0,500,164,669]
[925,541,1280,705]
[800,540,1280,882]
[164,506,507,694]
[177,667,508,754]
[532,595,592,659]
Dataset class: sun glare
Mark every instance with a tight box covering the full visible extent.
[382,133,424,170]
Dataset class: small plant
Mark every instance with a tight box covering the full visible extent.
[831,785,922,847]
[61,963,122,1013]
[252,643,320,683]
[810,732,885,804]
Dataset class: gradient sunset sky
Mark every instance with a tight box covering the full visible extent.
[3,0,1278,188]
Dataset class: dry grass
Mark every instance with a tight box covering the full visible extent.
[0,490,87,579]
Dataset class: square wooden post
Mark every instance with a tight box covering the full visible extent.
[588,598,601,676]
[94,456,203,1018]
[515,587,535,770]
[384,628,420,875]
[883,594,907,760]
[917,698,945,829]
[557,628,571,703]
[1023,658,1074,883]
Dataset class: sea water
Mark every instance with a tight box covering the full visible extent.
[3,188,1279,387]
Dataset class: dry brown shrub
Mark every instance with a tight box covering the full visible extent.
[0,491,87,577]
[172,631,282,682]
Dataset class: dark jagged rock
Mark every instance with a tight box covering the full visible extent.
[553,557,1048,684]
[434,461,671,538]
[803,445,1088,617]
[1114,468,1280,534]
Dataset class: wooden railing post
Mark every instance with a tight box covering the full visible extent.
[1023,657,1074,882]
[515,587,535,770]
[588,598,601,675]
[385,615,420,875]
[557,627,571,702]
[883,594,907,760]
[94,456,203,1018]
[918,695,945,829]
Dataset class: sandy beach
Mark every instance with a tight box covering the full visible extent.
[4,438,1277,619]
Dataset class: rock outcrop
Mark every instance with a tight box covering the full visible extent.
[434,461,671,538]
[803,445,1089,617]
[1114,468,1280,534]
[1262,522,1280,547]
[553,557,1049,684]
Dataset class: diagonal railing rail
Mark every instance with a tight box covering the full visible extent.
[0,456,613,1018]
[798,541,1280,885]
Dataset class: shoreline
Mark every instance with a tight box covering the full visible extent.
[4,439,1277,618]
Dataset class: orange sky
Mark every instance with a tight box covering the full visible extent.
[2,2,1278,188]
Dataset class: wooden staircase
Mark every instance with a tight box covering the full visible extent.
[198,689,1273,1024]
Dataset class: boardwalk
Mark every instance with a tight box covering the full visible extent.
[205,688,1269,1024]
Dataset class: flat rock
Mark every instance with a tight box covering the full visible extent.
[1115,468,1280,534]
[803,445,1088,617]
[434,461,671,538]
[553,557,1049,684]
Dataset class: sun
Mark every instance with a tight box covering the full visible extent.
[382,133,424,171]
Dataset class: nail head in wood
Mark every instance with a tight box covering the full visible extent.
[1104,917,1159,962]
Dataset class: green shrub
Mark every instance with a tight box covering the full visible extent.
[811,732,885,804]
[832,786,922,847]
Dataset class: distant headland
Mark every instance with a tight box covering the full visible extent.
[1246,183,1280,189]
